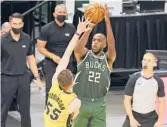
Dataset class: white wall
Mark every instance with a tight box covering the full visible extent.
[64,0,75,23]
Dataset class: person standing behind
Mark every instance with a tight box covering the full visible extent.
[123,53,165,127]
[0,22,11,36]
[1,13,43,127]
[37,4,76,104]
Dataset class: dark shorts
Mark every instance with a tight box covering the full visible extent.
[122,110,158,127]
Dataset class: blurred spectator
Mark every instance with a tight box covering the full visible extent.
[37,4,76,104]
[1,1,37,35]
[0,22,11,36]
[1,13,43,127]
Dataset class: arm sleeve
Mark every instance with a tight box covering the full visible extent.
[155,76,165,97]
[38,25,48,41]
[27,40,34,56]
[125,74,139,96]
[1,37,4,58]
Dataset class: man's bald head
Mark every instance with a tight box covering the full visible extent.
[1,22,11,33]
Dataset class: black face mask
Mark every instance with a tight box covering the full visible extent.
[57,15,66,23]
[12,28,22,34]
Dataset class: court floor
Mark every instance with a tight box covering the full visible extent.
[7,84,167,127]
[7,83,126,127]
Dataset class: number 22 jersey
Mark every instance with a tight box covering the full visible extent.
[73,50,111,98]
[44,80,77,127]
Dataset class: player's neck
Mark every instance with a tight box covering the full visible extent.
[141,69,154,78]
[92,50,102,56]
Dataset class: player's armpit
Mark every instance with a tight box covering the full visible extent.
[106,55,115,71]
[74,47,88,62]
[74,50,88,64]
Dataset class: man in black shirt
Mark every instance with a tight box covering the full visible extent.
[37,4,76,103]
[1,13,43,127]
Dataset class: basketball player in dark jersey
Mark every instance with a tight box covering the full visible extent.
[73,5,116,127]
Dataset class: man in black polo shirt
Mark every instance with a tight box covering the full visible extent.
[1,13,43,127]
[123,53,165,127]
[37,4,76,103]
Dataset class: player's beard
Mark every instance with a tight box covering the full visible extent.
[92,48,103,55]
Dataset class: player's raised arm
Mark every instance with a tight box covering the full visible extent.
[74,17,95,60]
[52,19,91,83]
[104,5,116,69]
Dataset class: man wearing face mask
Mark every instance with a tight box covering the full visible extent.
[37,4,76,104]
[122,53,165,127]
[1,13,43,127]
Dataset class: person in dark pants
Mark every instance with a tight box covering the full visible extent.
[0,22,18,111]
[1,13,43,127]
[37,4,76,104]
[123,53,165,127]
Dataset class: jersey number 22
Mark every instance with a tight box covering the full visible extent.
[88,71,101,83]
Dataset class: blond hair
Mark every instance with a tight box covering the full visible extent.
[57,69,73,90]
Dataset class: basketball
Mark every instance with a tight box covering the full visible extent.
[84,3,105,24]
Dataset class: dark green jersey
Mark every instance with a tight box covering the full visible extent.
[73,50,111,98]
